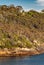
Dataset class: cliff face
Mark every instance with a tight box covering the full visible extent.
[0,5,44,53]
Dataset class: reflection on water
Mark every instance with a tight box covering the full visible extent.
[0,54,44,65]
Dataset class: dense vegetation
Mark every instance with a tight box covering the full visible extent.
[0,5,44,49]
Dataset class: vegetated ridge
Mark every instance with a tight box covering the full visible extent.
[0,5,44,56]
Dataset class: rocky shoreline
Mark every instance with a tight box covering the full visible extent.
[0,48,43,57]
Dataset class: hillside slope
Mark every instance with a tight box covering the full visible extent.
[0,5,44,50]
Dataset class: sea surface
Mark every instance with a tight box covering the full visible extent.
[0,54,44,65]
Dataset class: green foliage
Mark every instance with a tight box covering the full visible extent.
[13,35,33,48]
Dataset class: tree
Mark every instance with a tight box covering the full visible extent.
[41,10,44,13]
[9,4,15,8]
[0,5,8,10]
[16,6,23,12]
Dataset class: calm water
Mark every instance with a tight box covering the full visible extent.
[0,54,44,65]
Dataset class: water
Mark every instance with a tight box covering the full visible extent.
[0,54,44,65]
